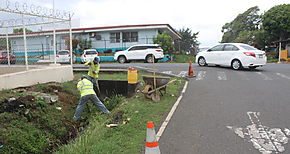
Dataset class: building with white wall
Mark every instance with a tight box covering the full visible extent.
[8,24,181,54]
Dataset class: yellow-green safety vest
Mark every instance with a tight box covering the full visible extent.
[77,78,96,97]
[84,60,100,78]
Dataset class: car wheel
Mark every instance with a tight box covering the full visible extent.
[231,59,243,70]
[146,55,154,63]
[198,57,207,66]
[118,56,127,64]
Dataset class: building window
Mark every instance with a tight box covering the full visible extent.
[122,32,138,42]
[110,32,120,43]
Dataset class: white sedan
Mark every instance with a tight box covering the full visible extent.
[196,43,267,70]
[56,50,76,63]
[81,49,99,63]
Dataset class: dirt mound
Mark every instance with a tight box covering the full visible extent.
[0,95,35,113]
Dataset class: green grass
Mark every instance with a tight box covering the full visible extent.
[172,54,196,63]
[0,72,185,154]
[56,75,185,154]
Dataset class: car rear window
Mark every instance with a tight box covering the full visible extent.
[58,51,69,55]
[240,45,257,50]
[1,52,7,56]
[86,51,97,55]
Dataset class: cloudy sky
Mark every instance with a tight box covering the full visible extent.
[19,0,290,47]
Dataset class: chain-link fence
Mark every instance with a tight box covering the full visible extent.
[0,0,73,69]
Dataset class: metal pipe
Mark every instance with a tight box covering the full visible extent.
[6,28,10,66]
[278,42,281,63]
[53,0,56,64]
[69,16,73,66]
[22,14,28,70]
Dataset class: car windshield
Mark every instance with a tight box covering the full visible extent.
[86,51,97,55]
[239,45,258,50]
[58,51,69,55]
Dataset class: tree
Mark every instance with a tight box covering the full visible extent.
[221,6,261,43]
[175,28,199,54]
[153,32,174,54]
[13,28,33,33]
[78,38,92,51]
[65,38,79,51]
[262,4,290,41]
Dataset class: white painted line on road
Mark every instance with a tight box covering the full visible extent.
[217,71,227,80]
[227,111,289,154]
[156,81,188,141]
[178,71,187,77]
[196,71,206,80]
[134,66,158,72]
[162,71,172,74]
[256,72,273,80]
[276,73,290,80]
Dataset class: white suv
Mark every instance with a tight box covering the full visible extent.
[114,44,164,63]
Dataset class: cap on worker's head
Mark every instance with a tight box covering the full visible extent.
[81,75,87,80]
[93,57,100,63]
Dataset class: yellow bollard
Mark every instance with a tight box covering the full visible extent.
[128,67,138,84]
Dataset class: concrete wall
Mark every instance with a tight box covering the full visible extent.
[0,65,74,90]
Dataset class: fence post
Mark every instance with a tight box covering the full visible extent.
[6,28,10,66]
[69,16,73,65]
[22,14,28,71]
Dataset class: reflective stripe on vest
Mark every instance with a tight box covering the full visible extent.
[79,79,95,96]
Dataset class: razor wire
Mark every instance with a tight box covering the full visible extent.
[0,0,74,69]
[0,0,71,20]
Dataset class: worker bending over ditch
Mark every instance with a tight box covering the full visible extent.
[85,57,101,95]
[73,75,110,120]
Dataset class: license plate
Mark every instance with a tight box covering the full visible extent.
[259,55,263,58]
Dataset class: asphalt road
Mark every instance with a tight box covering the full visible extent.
[74,62,290,153]
[157,63,290,154]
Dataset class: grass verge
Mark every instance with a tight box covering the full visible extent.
[172,54,196,63]
[56,73,185,154]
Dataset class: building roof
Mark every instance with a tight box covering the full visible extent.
[2,24,181,39]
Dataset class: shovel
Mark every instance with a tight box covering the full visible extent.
[151,54,160,102]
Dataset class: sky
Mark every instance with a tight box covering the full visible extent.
[7,0,290,47]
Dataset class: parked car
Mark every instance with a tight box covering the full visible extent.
[81,49,99,63]
[0,51,16,64]
[114,44,164,63]
[196,43,267,70]
[56,50,76,63]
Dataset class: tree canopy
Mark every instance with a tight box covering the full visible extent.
[262,4,290,41]
[221,4,290,50]
[153,32,174,54]
[78,38,92,51]
[13,28,33,33]
[175,28,199,54]
[221,6,260,43]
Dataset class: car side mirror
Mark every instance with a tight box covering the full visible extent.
[207,49,212,52]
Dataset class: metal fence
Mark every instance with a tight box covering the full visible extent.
[0,0,73,70]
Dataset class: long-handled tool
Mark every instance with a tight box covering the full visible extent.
[151,55,160,102]
[89,64,101,96]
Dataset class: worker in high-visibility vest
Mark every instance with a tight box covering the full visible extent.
[73,75,110,120]
[84,57,100,95]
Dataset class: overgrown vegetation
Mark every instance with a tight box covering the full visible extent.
[0,72,186,153]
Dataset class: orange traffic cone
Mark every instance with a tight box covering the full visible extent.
[145,121,161,154]
[187,60,196,77]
